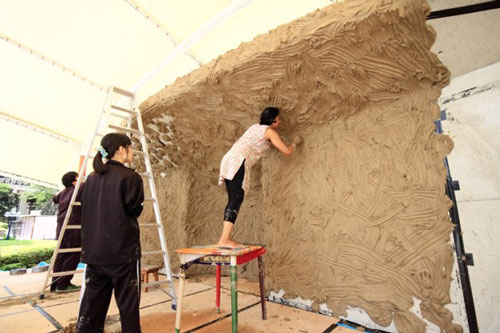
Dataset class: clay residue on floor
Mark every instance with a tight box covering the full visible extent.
[140,311,265,333]
[0,292,68,308]
[0,295,35,308]
[136,0,460,332]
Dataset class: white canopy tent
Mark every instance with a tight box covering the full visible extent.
[1,0,499,188]
[1,0,337,187]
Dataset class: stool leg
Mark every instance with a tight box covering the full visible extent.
[175,268,186,333]
[216,265,221,313]
[258,256,267,320]
[145,272,149,292]
[154,271,159,289]
[230,256,238,333]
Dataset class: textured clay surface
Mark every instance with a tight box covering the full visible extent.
[136,0,460,331]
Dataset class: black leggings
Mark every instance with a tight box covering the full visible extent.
[223,161,245,223]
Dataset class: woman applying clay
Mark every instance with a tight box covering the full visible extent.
[217,107,300,247]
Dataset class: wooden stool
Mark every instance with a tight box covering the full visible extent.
[174,245,267,333]
[141,265,161,292]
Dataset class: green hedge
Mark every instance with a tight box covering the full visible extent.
[0,247,54,271]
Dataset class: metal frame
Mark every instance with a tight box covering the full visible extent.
[428,1,500,20]
[435,112,479,333]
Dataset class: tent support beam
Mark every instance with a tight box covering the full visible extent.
[131,0,254,92]
[0,110,80,146]
[0,170,58,189]
[0,32,106,92]
[122,0,202,66]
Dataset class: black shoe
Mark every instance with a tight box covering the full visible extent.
[55,284,80,293]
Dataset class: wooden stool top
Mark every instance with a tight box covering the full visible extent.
[176,244,263,257]
[176,245,266,266]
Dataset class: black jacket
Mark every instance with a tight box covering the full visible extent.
[81,160,144,265]
[53,184,84,242]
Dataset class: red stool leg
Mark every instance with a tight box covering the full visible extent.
[216,265,221,313]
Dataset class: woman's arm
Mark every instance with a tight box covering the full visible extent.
[265,128,295,155]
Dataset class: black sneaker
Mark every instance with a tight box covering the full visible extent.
[55,284,80,293]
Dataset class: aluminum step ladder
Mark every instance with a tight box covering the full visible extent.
[39,86,177,310]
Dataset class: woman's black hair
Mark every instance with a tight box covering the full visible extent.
[61,171,78,188]
[93,133,132,174]
[259,107,280,125]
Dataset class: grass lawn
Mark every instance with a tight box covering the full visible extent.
[0,240,56,256]
[0,240,56,270]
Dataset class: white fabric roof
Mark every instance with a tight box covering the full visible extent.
[0,0,334,187]
[1,0,499,187]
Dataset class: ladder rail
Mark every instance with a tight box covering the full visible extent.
[135,97,178,309]
[40,87,113,297]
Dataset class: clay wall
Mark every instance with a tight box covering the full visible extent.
[137,0,461,331]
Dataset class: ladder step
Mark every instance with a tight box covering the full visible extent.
[143,250,165,256]
[66,225,81,229]
[110,112,130,120]
[110,104,137,115]
[140,223,159,227]
[144,197,156,202]
[51,269,84,277]
[109,124,142,135]
[140,172,151,178]
[112,86,134,98]
[73,202,81,206]
[58,248,82,253]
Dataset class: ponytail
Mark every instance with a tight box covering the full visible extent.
[92,133,132,174]
[92,151,107,174]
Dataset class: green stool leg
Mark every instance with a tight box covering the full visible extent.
[230,256,238,333]
[257,256,267,320]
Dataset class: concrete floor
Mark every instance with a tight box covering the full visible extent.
[0,270,360,332]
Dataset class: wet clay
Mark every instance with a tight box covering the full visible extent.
[136,0,460,331]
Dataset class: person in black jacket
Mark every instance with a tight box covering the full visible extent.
[51,171,83,293]
[77,133,144,333]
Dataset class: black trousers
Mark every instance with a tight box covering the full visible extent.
[51,229,81,291]
[77,261,141,333]
[223,160,245,223]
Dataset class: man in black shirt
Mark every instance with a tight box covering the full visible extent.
[52,171,83,293]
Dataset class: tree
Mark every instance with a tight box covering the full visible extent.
[22,185,57,215]
[0,184,19,221]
